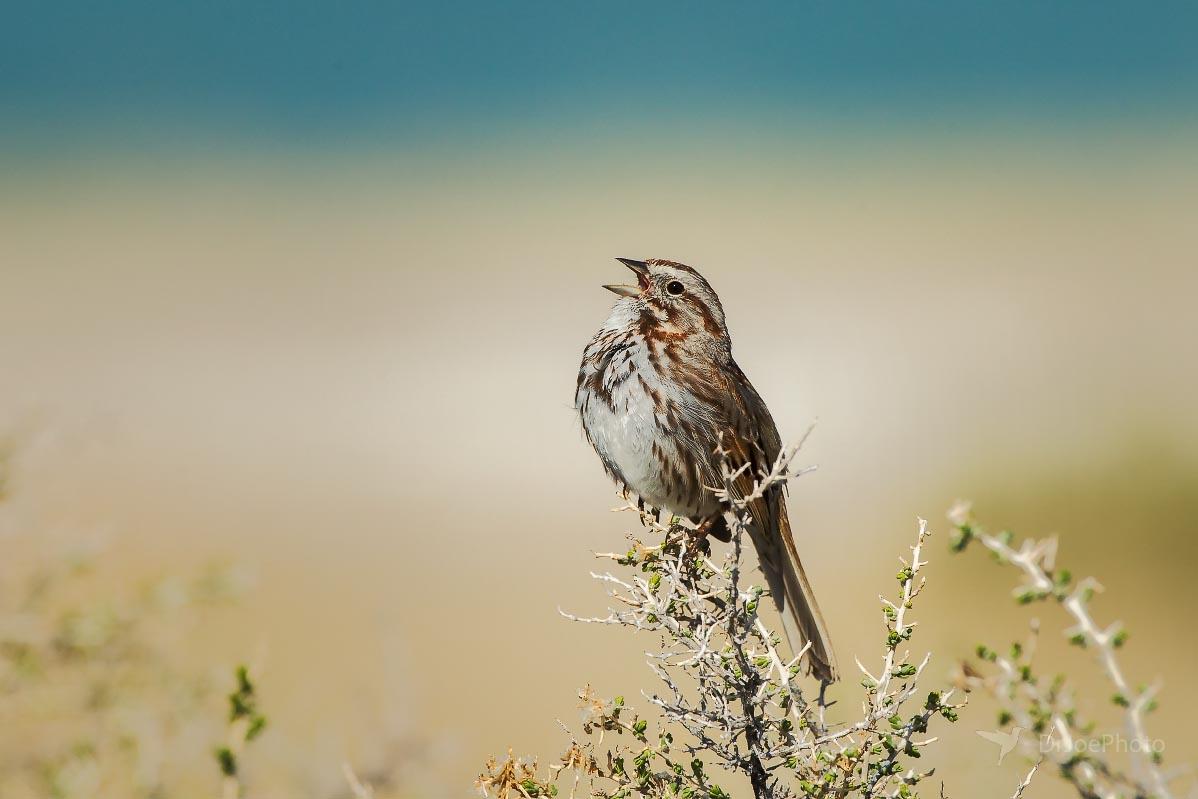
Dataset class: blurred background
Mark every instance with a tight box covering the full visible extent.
[3,2,1197,796]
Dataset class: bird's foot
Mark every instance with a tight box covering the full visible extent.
[693,515,733,543]
[682,519,717,556]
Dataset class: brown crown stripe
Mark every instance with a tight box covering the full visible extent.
[644,258,698,275]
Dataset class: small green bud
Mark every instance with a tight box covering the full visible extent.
[215,747,236,777]
[1015,589,1039,605]
[246,715,267,741]
[949,525,973,552]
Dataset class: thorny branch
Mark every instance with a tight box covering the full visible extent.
[949,501,1183,799]
[482,444,961,799]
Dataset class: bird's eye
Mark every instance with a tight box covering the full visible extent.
[666,280,685,296]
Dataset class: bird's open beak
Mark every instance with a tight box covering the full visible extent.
[603,258,649,297]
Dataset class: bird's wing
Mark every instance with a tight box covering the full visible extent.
[976,731,1009,746]
[689,360,836,682]
[676,360,779,521]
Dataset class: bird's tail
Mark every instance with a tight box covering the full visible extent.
[748,504,837,683]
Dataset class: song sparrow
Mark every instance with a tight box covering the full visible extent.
[575,258,836,682]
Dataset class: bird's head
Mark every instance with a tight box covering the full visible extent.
[604,258,729,342]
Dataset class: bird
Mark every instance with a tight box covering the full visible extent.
[574,257,837,682]
[976,726,1024,764]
